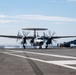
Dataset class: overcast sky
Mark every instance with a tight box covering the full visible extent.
[0,0,76,45]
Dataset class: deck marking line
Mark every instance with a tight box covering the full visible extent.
[6,50,76,59]
[1,51,76,70]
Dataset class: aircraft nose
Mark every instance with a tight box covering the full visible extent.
[40,40,44,44]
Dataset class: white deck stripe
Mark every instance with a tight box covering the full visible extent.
[1,51,76,70]
[7,50,76,59]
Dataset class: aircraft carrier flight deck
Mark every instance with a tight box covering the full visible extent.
[0,48,76,75]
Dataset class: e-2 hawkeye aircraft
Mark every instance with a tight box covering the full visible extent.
[0,28,76,49]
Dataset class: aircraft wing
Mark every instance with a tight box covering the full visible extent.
[0,35,34,39]
[43,36,76,39]
[0,35,22,39]
[52,36,76,39]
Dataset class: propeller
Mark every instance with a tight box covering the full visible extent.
[21,31,30,49]
[22,31,29,37]
[46,31,57,44]
[16,31,30,49]
[21,30,30,44]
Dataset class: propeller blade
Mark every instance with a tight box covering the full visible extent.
[43,32,45,37]
[52,32,56,36]
[22,31,26,36]
[53,39,57,43]
[46,31,57,45]
[22,31,29,37]
[43,32,46,40]
[26,31,30,36]
[48,31,51,37]
[45,32,49,37]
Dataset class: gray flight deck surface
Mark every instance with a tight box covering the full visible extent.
[0,48,76,75]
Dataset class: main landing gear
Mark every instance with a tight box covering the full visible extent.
[23,44,26,49]
[39,45,42,49]
[45,44,48,49]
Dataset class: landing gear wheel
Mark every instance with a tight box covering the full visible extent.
[45,44,48,49]
[46,46,48,49]
[23,44,26,49]
[39,46,42,49]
